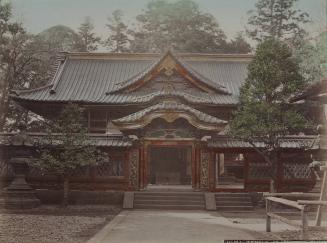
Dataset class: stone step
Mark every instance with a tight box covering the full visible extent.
[134,199,204,205]
[134,204,205,210]
[135,192,203,197]
[133,192,205,210]
[215,193,251,197]
[216,201,253,206]
[135,195,204,201]
[215,197,252,202]
[216,205,254,211]
[215,193,254,212]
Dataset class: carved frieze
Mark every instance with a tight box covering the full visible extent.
[129,149,139,188]
[200,151,210,188]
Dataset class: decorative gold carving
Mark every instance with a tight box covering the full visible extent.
[158,55,177,77]
[162,112,179,123]
[200,151,210,188]
[129,149,139,188]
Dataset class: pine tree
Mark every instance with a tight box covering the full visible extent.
[32,103,107,206]
[230,39,309,191]
[247,0,310,43]
[77,16,101,52]
[105,10,130,53]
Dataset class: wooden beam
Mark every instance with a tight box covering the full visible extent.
[266,197,303,210]
[267,212,302,228]
[264,192,319,198]
[298,200,327,206]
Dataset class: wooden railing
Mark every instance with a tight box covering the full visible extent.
[265,195,308,239]
[264,193,327,240]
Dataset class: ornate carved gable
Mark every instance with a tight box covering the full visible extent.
[110,50,230,95]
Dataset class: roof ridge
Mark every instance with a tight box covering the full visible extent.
[113,100,227,124]
[107,49,231,95]
[64,51,254,59]
[107,50,172,94]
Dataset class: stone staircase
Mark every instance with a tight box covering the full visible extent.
[217,176,237,185]
[215,193,254,211]
[133,192,205,210]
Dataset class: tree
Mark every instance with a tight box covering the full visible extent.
[105,10,130,53]
[32,103,107,206]
[293,31,327,84]
[247,0,310,43]
[0,1,46,131]
[129,0,228,53]
[225,32,252,54]
[76,16,101,52]
[229,39,309,191]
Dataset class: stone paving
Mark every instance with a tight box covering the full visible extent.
[87,210,297,243]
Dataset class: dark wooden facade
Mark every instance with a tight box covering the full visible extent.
[0,50,318,192]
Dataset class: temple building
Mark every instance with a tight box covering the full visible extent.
[0,50,318,192]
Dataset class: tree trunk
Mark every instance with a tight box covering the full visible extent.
[62,176,69,207]
[269,150,280,193]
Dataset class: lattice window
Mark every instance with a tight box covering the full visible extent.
[96,157,123,177]
[249,163,271,179]
[283,163,313,179]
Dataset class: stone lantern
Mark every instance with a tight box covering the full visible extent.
[1,125,40,209]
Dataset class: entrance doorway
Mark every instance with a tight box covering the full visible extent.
[148,146,192,185]
[216,153,245,189]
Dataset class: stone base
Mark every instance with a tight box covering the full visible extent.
[0,190,41,209]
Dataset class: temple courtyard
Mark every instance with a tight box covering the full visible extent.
[1,206,327,243]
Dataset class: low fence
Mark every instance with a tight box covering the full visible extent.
[264,193,327,239]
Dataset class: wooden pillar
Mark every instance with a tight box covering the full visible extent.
[301,206,308,240]
[244,153,250,190]
[266,199,271,232]
[315,166,327,226]
[209,151,216,191]
[138,145,144,189]
[194,144,201,190]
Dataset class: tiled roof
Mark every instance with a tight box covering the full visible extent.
[11,52,251,105]
[113,101,227,124]
[109,50,230,94]
[0,133,132,147]
[208,135,319,149]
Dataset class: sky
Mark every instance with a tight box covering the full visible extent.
[9,0,327,41]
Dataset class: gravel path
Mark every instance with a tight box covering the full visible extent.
[0,205,121,243]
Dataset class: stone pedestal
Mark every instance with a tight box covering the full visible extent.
[1,157,40,209]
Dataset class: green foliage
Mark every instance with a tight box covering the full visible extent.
[76,17,101,52]
[130,0,237,53]
[0,1,48,132]
[230,39,309,152]
[105,10,130,53]
[247,0,310,43]
[33,103,107,176]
